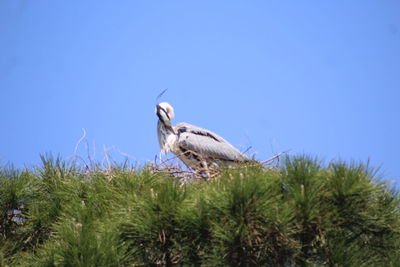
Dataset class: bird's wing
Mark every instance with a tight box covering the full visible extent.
[174,123,250,162]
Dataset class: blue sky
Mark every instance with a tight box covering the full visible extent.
[1,1,399,185]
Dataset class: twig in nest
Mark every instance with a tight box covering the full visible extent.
[151,155,217,182]
[152,151,287,182]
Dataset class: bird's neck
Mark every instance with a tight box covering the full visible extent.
[157,120,177,154]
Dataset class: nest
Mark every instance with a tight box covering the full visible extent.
[149,151,286,182]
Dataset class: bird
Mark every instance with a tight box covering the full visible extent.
[156,102,253,172]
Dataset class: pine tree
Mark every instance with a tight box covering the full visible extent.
[1,155,399,266]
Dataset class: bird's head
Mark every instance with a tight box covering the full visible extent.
[156,102,175,128]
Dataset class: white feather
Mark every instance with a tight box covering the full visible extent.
[157,120,177,155]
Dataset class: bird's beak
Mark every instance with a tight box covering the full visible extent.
[156,104,172,128]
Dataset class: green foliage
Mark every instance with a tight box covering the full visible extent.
[0,155,399,266]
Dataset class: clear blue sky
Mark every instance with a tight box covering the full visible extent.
[1,1,399,185]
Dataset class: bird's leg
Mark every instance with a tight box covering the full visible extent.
[200,160,212,180]
[157,153,163,164]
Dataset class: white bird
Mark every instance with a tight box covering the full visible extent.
[156,102,253,171]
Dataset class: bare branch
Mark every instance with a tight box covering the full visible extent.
[74,128,87,156]
[260,151,286,165]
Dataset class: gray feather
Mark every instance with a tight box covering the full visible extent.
[174,123,250,162]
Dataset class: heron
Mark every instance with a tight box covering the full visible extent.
[156,102,253,172]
